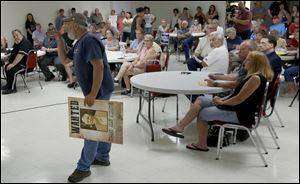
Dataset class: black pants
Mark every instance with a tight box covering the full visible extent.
[4,64,25,90]
[187,56,203,71]
[122,32,131,42]
[38,55,67,79]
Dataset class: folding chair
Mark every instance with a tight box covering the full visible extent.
[211,82,270,167]
[288,75,299,107]
[144,55,179,123]
[14,50,43,93]
[264,77,284,137]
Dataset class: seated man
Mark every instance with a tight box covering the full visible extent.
[197,31,229,74]
[32,23,46,50]
[2,29,32,95]
[175,20,193,62]
[113,34,157,95]
[269,16,287,38]
[258,35,282,97]
[126,28,144,53]
[38,27,67,81]
[206,40,258,89]
[187,23,217,71]
[162,51,274,152]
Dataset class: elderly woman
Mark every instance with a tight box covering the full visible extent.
[226,27,242,51]
[270,28,287,51]
[114,34,157,95]
[162,51,274,151]
[2,29,33,94]
[102,29,119,51]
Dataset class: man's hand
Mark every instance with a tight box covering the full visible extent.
[208,73,216,80]
[84,93,97,107]
[205,78,215,87]
[6,63,15,70]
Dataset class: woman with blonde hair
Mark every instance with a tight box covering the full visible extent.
[114,34,157,95]
[162,51,273,151]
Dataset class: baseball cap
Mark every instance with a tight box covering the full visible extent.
[273,15,280,19]
[63,13,88,27]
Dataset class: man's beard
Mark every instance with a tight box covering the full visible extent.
[67,32,75,40]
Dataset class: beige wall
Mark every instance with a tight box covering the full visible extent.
[126,1,226,29]
[1,1,111,46]
[1,1,226,46]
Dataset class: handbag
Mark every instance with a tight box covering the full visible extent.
[145,60,162,72]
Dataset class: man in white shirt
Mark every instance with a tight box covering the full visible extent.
[187,23,217,70]
[109,10,118,29]
[143,6,156,34]
[200,31,229,73]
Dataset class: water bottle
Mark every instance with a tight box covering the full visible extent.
[120,45,126,57]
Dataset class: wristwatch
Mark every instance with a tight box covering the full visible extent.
[213,81,218,87]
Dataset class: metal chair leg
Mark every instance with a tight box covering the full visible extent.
[251,130,268,167]
[274,107,284,127]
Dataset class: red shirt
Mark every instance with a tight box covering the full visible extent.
[288,23,299,34]
[234,9,252,33]
[117,17,124,32]
[288,38,299,48]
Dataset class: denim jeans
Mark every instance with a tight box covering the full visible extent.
[77,93,112,171]
[144,27,153,34]
[182,35,193,60]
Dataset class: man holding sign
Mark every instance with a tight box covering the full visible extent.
[56,13,114,183]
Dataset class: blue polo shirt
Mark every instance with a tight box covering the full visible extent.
[67,32,114,99]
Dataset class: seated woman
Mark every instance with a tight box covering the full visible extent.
[114,34,157,95]
[162,51,274,151]
[102,29,120,72]
[102,29,120,51]
[225,27,242,51]
[270,29,287,51]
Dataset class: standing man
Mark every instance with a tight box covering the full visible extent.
[56,13,114,183]
[228,1,252,40]
[130,7,145,40]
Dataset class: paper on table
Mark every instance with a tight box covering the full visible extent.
[198,81,207,86]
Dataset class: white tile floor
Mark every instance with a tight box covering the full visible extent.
[1,55,299,183]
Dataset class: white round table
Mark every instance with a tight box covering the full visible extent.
[131,71,226,141]
[106,51,137,63]
[131,71,225,94]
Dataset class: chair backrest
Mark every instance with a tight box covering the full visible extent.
[26,50,38,73]
[253,82,269,129]
[264,77,280,117]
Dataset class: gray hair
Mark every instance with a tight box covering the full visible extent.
[209,31,224,44]
[242,39,258,51]
[144,34,154,41]
[225,27,236,34]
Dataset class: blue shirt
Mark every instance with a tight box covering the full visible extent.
[269,23,286,38]
[67,32,114,99]
[226,36,242,51]
[130,39,142,49]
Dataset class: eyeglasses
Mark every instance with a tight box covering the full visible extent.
[144,40,151,42]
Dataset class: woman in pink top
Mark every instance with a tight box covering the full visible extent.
[117,10,125,32]
[114,34,157,95]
